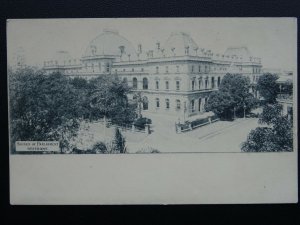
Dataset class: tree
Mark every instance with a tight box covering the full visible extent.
[205,73,258,120]
[88,75,136,125]
[241,103,293,152]
[113,128,126,153]
[9,68,84,153]
[205,91,234,120]
[256,73,279,103]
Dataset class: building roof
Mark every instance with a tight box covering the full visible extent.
[224,46,252,59]
[163,32,199,57]
[45,50,75,66]
[83,29,137,60]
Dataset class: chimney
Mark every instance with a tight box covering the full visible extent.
[138,44,142,53]
[156,42,160,50]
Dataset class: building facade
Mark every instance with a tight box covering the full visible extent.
[43,29,263,120]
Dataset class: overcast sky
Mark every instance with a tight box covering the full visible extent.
[7,18,297,71]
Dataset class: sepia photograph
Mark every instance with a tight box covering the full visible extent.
[7,18,296,154]
[7,18,298,204]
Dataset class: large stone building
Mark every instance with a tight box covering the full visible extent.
[43,29,263,120]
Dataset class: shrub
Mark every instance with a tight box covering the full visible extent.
[191,117,209,127]
[92,141,108,154]
[113,128,126,153]
[136,147,160,153]
[134,117,152,129]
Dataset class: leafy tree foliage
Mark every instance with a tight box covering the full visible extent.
[242,103,293,152]
[205,73,258,120]
[9,68,83,152]
[88,75,136,125]
[256,73,279,103]
[205,91,234,119]
[9,68,135,153]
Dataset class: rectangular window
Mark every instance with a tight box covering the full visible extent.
[176,81,180,90]
[156,81,159,90]
[166,81,169,90]
[176,100,181,110]
[191,65,194,73]
[156,66,159,74]
[166,66,168,73]
[156,98,160,108]
[166,99,170,109]
[192,80,195,90]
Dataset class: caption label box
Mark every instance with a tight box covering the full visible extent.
[16,141,60,152]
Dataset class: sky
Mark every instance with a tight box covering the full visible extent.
[7,18,297,71]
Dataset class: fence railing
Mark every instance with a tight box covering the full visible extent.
[90,119,150,134]
[175,115,219,133]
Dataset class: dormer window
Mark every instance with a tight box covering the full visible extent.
[185,46,189,55]
[91,45,97,55]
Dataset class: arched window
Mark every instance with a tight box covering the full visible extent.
[176,99,181,110]
[156,98,160,108]
[191,100,195,112]
[165,99,170,109]
[123,77,128,84]
[192,80,195,90]
[143,77,148,90]
[165,81,169,90]
[133,77,138,89]
[198,98,202,112]
[143,96,148,110]
[106,63,110,73]
[199,77,202,89]
[176,81,180,90]
[156,66,159,74]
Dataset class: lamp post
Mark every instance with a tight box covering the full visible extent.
[183,101,187,122]
[243,103,246,119]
